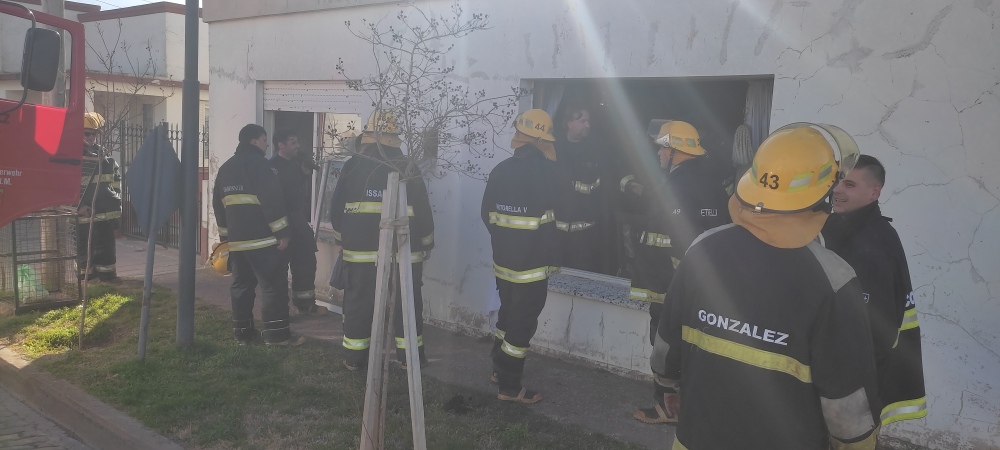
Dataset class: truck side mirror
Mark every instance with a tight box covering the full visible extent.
[20,28,61,92]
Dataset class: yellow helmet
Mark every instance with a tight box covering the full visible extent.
[653,120,705,156]
[83,112,105,131]
[514,109,556,142]
[208,242,230,275]
[366,110,400,135]
[735,123,859,214]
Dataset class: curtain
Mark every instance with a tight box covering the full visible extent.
[744,79,773,153]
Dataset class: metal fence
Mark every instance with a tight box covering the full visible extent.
[117,122,209,252]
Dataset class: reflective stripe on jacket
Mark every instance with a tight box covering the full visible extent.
[212,143,291,252]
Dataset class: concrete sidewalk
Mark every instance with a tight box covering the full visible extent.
[117,237,672,449]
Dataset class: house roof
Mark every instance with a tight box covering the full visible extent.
[12,0,101,13]
[78,2,202,22]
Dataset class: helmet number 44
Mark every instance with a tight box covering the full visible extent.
[759,173,780,190]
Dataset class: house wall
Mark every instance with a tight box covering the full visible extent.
[83,14,168,78]
[0,1,90,75]
[204,0,1000,447]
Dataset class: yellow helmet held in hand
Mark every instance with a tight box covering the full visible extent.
[208,242,230,275]
[735,123,859,214]
[514,109,556,142]
[365,110,400,135]
[83,112,106,131]
[654,120,705,156]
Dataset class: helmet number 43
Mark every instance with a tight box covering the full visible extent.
[759,173,780,190]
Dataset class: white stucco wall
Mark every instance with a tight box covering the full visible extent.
[0,2,88,75]
[205,0,1000,447]
[163,13,210,83]
[84,14,167,78]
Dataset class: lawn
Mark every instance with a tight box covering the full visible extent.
[0,281,642,450]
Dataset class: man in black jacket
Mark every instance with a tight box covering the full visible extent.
[270,130,320,316]
[633,120,731,424]
[482,109,563,404]
[652,123,880,449]
[553,103,606,273]
[823,155,926,427]
[329,112,435,371]
[77,112,123,284]
[213,124,302,346]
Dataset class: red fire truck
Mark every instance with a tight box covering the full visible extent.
[0,1,86,228]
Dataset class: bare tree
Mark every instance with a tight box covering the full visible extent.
[85,19,174,153]
[335,2,526,180]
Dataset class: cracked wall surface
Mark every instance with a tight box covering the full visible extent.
[205,0,999,446]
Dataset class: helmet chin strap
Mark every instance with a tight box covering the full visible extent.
[664,147,676,175]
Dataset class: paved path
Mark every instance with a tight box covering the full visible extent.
[0,385,90,450]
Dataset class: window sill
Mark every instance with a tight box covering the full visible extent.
[547,268,648,312]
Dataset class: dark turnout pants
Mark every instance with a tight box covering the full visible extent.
[76,220,118,280]
[492,278,549,390]
[285,225,318,311]
[342,261,425,365]
[634,247,674,402]
[230,246,292,343]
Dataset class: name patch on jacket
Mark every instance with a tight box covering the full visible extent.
[496,204,525,213]
[223,185,244,193]
[697,309,789,346]
[366,189,384,198]
[701,209,718,217]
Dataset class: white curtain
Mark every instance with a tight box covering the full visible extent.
[538,82,566,117]
[744,80,773,153]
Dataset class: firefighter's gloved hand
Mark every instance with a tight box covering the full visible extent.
[277,237,291,251]
[626,181,644,196]
[662,393,680,420]
[78,206,91,217]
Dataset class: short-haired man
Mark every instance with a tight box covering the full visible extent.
[554,103,606,272]
[823,155,927,426]
[270,130,320,316]
[213,124,302,346]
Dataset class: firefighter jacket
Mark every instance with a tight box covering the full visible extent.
[79,144,122,223]
[554,138,605,233]
[652,224,880,450]
[631,158,731,302]
[328,144,434,264]
[823,202,926,426]
[481,144,562,283]
[270,154,316,247]
[212,143,291,252]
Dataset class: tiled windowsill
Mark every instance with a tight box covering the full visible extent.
[546,268,648,312]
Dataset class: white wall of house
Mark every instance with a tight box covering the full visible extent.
[82,9,210,127]
[204,0,1000,447]
[84,14,168,78]
[0,1,91,75]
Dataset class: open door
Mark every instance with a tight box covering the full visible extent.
[0,2,87,227]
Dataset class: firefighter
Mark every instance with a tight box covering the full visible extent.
[651,123,881,449]
[329,111,434,371]
[822,155,927,427]
[632,120,731,424]
[553,103,606,273]
[213,124,303,346]
[77,112,123,284]
[270,129,321,316]
[482,109,563,404]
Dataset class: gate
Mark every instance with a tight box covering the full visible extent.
[117,123,209,253]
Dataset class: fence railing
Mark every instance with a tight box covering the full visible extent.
[117,122,209,252]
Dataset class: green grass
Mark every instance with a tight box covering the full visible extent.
[0,282,642,450]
